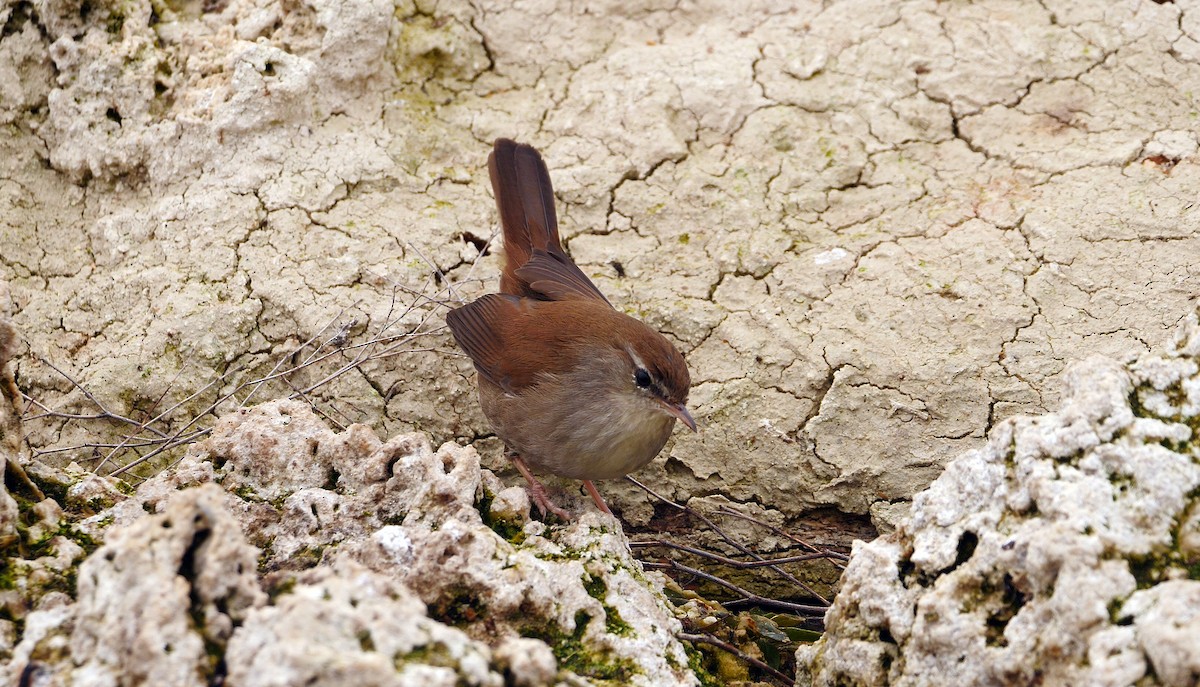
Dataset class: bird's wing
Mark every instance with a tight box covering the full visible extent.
[445,294,522,392]
[446,296,617,394]
[514,249,611,305]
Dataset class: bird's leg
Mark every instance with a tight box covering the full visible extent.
[582,480,614,516]
[509,451,572,520]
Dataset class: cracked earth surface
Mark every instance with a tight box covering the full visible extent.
[2,0,1198,533]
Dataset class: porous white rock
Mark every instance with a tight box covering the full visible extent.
[0,455,17,552]
[797,313,1200,686]
[2,484,265,687]
[224,559,503,687]
[202,400,347,502]
[488,484,533,522]
[493,636,559,687]
[198,400,698,686]
[4,400,701,686]
[0,314,21,546]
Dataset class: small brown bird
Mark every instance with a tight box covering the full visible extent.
[447,139,696,519]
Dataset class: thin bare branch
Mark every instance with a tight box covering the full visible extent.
[32,357,169,438]
[631,539,839,567]
[626,475,835,605]
[678,632,795,686]
[715,506,850,566]
[649,559,827,616]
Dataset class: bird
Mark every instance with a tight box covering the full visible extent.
[446,138,696,519]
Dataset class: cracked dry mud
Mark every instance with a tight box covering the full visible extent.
[2,0,1198,542]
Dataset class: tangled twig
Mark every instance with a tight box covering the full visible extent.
[679,632,796,686]
[625,475,848,685]
[18,240,488,480]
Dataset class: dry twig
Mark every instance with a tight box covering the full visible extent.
[625,475,848,684]
[679,632,796,686]
[17,237,490,479]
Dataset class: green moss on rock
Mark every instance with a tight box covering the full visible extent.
[521,610,641,683]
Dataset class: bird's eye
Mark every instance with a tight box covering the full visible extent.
[634,368,652,388]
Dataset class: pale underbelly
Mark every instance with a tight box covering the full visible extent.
[481,384,675,481]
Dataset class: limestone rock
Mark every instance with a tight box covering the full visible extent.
[797,313,1200,686]
[0,312,20,548]
[0,454,18,552]
[224,559,503,687]
[4,400,701,686]
[493,637,558,687]
[70,483,264,686]
[194,400,698,686]
[202,401,345,502]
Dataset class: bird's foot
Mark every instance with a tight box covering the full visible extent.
[509,453,572,521]
[582,480,614,516]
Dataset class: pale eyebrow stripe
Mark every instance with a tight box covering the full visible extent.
[625,345,648,372]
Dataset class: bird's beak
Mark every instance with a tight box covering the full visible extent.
[663,401,698,432]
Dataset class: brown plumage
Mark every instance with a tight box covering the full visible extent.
[446,139,694,518]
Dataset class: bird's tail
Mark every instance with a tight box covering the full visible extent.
[488,138,562,297]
